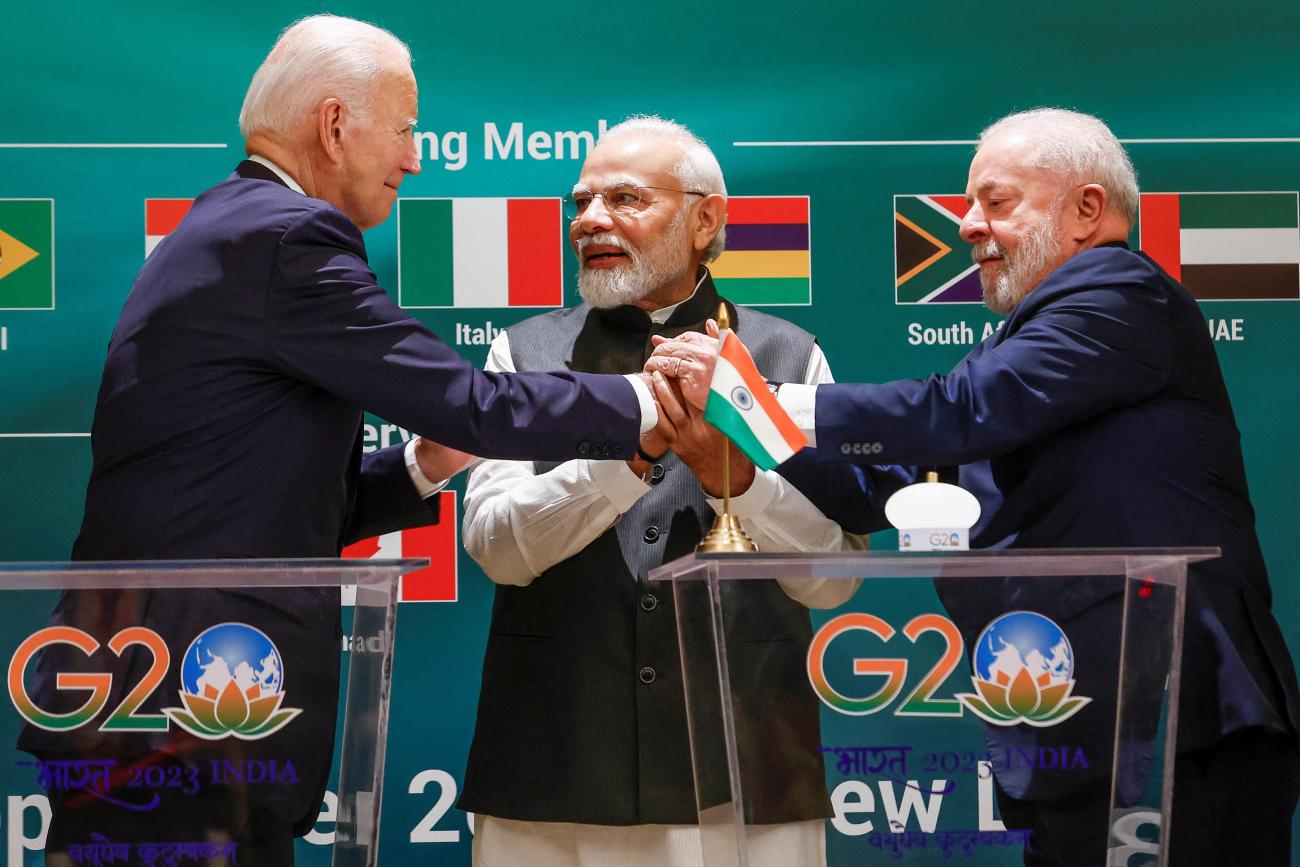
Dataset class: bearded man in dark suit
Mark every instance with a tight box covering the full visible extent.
[650,108,1300,866]
[21,14,663,864]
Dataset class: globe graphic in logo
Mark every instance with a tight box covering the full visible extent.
[181,623,284,698]
[954,610,1091,727]
[163,622,301,740]
[973,611,1073,686]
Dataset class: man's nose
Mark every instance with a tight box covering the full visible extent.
[402,134,422,175]
[959,205,987,243]
[576,195,614,233]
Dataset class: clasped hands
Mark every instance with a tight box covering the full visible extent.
[413,321,733,492]
[635,320,749,498]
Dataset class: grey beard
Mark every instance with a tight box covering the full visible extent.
[977,212,1063,315]
[578,209,693,309]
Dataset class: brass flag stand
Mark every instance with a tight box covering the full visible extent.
[696,303,758,554]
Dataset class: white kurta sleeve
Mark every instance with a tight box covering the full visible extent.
[462,331,651,586]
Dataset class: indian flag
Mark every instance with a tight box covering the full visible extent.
[398,197,563,308]
[703,330,808,470]
[145,198,193,257]
[1138,192,1300,300]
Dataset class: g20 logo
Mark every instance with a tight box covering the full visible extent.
[807,610,1091,727]
[807,613,965,717]
[9,622,301,740]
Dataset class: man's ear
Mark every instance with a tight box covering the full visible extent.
[316,98,347,165]
[1070,183,1107,241]
[693,194,727,253]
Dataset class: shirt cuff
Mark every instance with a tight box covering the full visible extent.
[588,457,650,513]
[624,374,659,435]
[404,437,450,499]
[778,383,818,447]
[705,468,779,518]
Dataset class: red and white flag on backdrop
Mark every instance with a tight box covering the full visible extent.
[341,490,459,603]
[145,198,194,257]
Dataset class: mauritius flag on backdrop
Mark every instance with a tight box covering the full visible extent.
[710,196,811,305]
[397,198,563,308]
[1138,192,1300,300]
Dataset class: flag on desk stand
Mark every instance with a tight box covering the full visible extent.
[703,330,808,471]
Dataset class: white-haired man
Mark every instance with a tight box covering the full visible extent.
[23,15,662,864]
[650,108,1300,865]
[456,116,869,867]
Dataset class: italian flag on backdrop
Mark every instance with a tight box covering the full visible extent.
[397,197,563,308]
[703,330,808,471]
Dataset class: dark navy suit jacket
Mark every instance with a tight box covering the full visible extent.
[24,161,643,834]
[74,160,640,560]
[813,243,1299,796]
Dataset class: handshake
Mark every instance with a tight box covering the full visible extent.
[631,321,740,497]
[415,322,737,495]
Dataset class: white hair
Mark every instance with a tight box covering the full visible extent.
[601,115,729,263]
[978,108,1139,226]
[239,14,411,139]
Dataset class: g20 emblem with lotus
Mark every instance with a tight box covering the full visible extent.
[9,622,301,739]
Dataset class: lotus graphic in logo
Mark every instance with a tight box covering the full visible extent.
[954,611,1091,727]
[162,623,302,740]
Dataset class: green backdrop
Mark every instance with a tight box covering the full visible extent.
[2,1,1298,863]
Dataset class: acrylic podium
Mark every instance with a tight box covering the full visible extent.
[0,558,421,867]
[649,548,1217,867]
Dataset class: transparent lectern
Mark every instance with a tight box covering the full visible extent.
[0,559,421,867]
[650,548,1216,867]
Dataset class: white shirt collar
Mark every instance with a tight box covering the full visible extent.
[247,154,306,196]
[648,269,710,324]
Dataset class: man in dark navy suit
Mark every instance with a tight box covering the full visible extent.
[22,14,664,865]
[650,109,1300,865]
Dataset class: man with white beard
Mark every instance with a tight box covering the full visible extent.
[455,115,869,867]
[650,108,1300,865]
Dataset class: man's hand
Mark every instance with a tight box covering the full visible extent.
[653,366,755,497]
[628,372,681,479]
[414,436,476,484]
[644,320,721,411]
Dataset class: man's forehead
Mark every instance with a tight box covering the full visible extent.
[965,133,1042,197]
[376,66,418,108]
[576,136,679,188]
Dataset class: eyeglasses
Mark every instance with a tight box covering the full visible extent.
[563,183,707,220]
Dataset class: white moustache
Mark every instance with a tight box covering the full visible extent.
[578,233,633,259]
[972,240,1004,263]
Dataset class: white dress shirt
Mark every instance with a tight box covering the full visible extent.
[775,383,820,446]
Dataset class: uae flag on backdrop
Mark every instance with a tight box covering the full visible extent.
[710,196,811,305]
[893,194,981,303]
[1138,192,1300,300]
[340,490,458,602]
[397,197,563,308]
[145,199,194,257]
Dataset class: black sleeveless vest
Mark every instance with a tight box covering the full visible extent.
[458,272,832,825]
